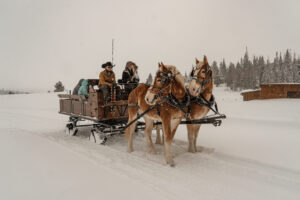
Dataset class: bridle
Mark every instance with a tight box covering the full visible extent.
[190,65,212,88]
[149,70,179,102]
[148,69,191,117]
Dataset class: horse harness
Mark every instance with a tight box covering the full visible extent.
[125,68,219,130]
[190,65,212,88]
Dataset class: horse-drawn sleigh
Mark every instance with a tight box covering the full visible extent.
[58,56,226,166]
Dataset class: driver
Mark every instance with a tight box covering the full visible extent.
[98,62,116,102]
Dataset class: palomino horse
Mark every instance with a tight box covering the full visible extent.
[187,56,214,153]
[125,63,186,166]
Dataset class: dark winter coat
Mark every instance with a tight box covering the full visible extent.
[121,70,139,84]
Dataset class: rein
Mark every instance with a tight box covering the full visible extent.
[190,93,219,115]
[122,97,168,131]
[166,93,191,118]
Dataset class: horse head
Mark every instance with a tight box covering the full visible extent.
[188,56,213,97]
[145,62,184,105]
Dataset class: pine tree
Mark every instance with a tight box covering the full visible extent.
[211,61,221,86]
[257,56,265,85]
[273,52,280,83]
[146,73,153,85]
[278,53,284,82]
[219,59,227,84]
[235,62,242,90]
[284,49,293,82]
[54,81,65,92]
[226,63,237,90]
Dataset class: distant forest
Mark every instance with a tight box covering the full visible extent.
[183,49,300,91]
[0,89,29,95]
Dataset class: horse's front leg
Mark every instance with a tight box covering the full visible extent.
[193,124,201,152]
[144,117,156,154]
[187,124,196,153]
[163,118,181,167]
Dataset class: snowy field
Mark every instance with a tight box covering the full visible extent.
[0,87,300,200]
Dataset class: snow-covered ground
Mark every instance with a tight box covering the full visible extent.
[0,87,300,200]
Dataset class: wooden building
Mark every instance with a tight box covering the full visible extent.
[241,83,300,101]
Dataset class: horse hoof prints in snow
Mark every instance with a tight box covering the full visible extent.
[125,56,214,166]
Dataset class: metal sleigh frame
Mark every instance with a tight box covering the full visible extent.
[63,96,226,145]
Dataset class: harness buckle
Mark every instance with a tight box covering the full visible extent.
[185,112,190,119]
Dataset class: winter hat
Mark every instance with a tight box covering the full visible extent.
[102,61,113,68]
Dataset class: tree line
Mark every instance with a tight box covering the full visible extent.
[210,49,300,91]
[0,89,29,95]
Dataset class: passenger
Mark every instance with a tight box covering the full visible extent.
[122,61,139,93]
[72,79,84,95]
[78,79,89,101]
[98,61,116,102]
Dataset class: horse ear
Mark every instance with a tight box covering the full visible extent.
[203,55,208,65]
[160,62,166,71]
[195,58,200,65]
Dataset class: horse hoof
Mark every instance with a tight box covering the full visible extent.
[188,149,196,153]
[127,148,134,153]
[169,163,176,167]
[188,146,197,153]
[155,141,161,145]
[166,158,175,167]
[149,149,156,154]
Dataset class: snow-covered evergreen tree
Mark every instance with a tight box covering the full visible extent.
[146,73,153,85]
[211,61,221,86]
[219,59,227,84]
[54,81,65,92]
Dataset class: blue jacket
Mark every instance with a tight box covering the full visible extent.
[78,79,89,100]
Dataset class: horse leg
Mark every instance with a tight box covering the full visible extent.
[155,124,163,144]
[144,117,156,154]
[125,109,138,153]
[163,118,181,167]
[193,124,201,152]
[187,124,196,153]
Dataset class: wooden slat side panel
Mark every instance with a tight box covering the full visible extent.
[72,101,84,115]
[84,101,91,117]
[61,99,72,113]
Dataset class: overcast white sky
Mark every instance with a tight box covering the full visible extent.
[0,0,299,91]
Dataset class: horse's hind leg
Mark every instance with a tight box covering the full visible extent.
[126,109,138,153]
[155,124,164,145]
[144,117,156,154]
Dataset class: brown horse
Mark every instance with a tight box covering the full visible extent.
[187,56,213,153]
[125,63,186,166]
